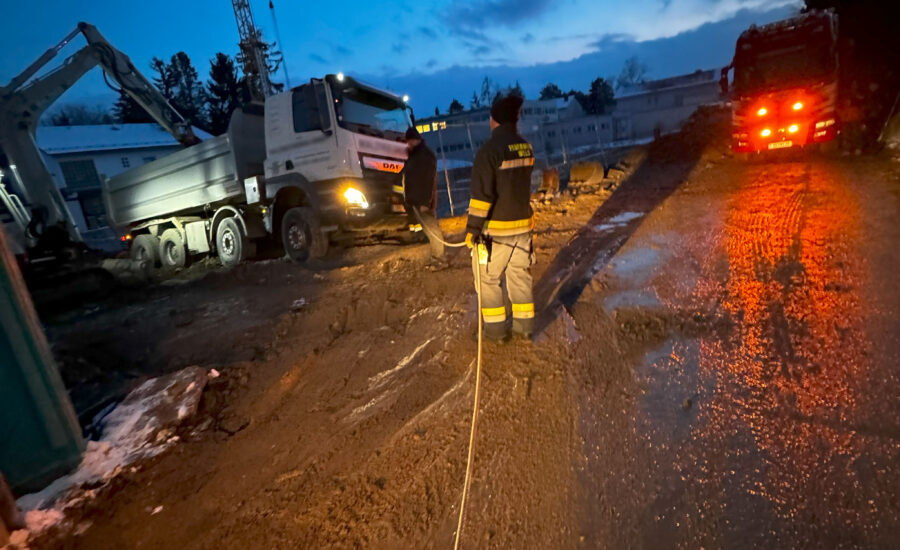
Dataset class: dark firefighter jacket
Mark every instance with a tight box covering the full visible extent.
[402,142,438,210]
[466,124,535,238]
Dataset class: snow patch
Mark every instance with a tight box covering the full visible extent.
[608,211,644,224]
[14,366,207,536]
[591,211,644,234]
[368,338,435,388]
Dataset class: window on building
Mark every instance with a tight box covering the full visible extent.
[59,159,101,191]
[120,157,131,168]
[431,121,447,131]
[601,123,608,129]
[587,124,596,132]
[416,124,431,134]
[76,189,108,230]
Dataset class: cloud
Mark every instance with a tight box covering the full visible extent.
[308,53,328,64]
[418,26,438,39]
[392,43,408,54]
[426,59,438,69]
[521,33,535,44]
[444,0,555,30]
[589,33,635,51]
[333,45,352,56]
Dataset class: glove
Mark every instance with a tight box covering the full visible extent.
[465,233,475,249]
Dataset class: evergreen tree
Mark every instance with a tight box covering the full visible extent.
[509,80,525,99]
[113,90,155,124]
[539,83,564,100]
[151,53,207,129]
[206,53,242,136]
[449,98,465,114]
[47,104,115,126]
[579,77,616,114]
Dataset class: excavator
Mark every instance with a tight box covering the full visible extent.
[0,22,197,280]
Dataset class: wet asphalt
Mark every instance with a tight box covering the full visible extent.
[603,158,900,548]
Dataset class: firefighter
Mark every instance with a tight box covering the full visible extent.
[465,94,535,341]
[402,126,447,269]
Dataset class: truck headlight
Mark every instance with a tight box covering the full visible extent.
[343,187,369,209]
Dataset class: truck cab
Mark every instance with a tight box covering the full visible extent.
[263,74,412,258]
[728,11,839,154]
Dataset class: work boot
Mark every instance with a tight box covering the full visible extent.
[474,322,510,343]
[512,330,533,344]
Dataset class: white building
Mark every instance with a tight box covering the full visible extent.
[614,69,722,139]
[34,123,211,251]
[417,97,615,164]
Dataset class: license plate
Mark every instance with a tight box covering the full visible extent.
[768,140,793,150]
[391,204,406,213]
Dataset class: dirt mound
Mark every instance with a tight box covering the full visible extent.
[648,104,732,162]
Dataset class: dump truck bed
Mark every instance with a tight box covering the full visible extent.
[104,110,265,227]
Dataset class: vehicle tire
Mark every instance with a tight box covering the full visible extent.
[281,207,328,263]
[159,229,189,269]
[215,217,247,268]
[131,234,160,266]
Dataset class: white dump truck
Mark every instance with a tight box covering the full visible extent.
[104,74,413,268]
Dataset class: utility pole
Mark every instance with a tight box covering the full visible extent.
[435,125,455,216]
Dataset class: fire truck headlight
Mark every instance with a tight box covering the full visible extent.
[757,107,768,116]
[343,186,369,209]
[761,128,772,137]
[792,102,804,111]
[788,124,799,134]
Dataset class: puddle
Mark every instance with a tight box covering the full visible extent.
[635,337,704,445]
[609,246,663,284]
[602,289,662,311]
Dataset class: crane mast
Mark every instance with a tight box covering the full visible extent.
[232,0,275,101]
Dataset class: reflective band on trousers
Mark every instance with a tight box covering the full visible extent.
[481,306,507,323]
[511,302,535,319]
[499,157,535,170]
[468,198,492,218]
[392,185,404,194]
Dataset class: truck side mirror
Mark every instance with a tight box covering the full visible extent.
[719,66,731,96]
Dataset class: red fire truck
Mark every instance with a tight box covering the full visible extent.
[723,10,840,154]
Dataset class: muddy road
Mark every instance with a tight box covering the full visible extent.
[40,143,900,548]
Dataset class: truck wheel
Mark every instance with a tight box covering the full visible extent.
[159,228,189,269]
[216,217,247,268]
[281,207,327,262]
[131,234,160,266]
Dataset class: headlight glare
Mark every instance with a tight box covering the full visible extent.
[343,186,369,209]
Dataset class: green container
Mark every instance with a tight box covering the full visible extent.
[0,227,84,494]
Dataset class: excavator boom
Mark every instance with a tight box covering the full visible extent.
[0,22,197,254]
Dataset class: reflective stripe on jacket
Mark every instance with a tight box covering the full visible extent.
[466,124,534,238]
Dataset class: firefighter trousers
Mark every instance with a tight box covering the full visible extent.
[409,206,445,259]
[473,232,534,338]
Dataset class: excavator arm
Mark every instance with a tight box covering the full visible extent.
[0,22,197,251]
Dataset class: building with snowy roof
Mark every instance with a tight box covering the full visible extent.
[33,123,211,251]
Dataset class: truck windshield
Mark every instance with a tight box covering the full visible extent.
[733,23,836,96]
[331,82,411,139]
